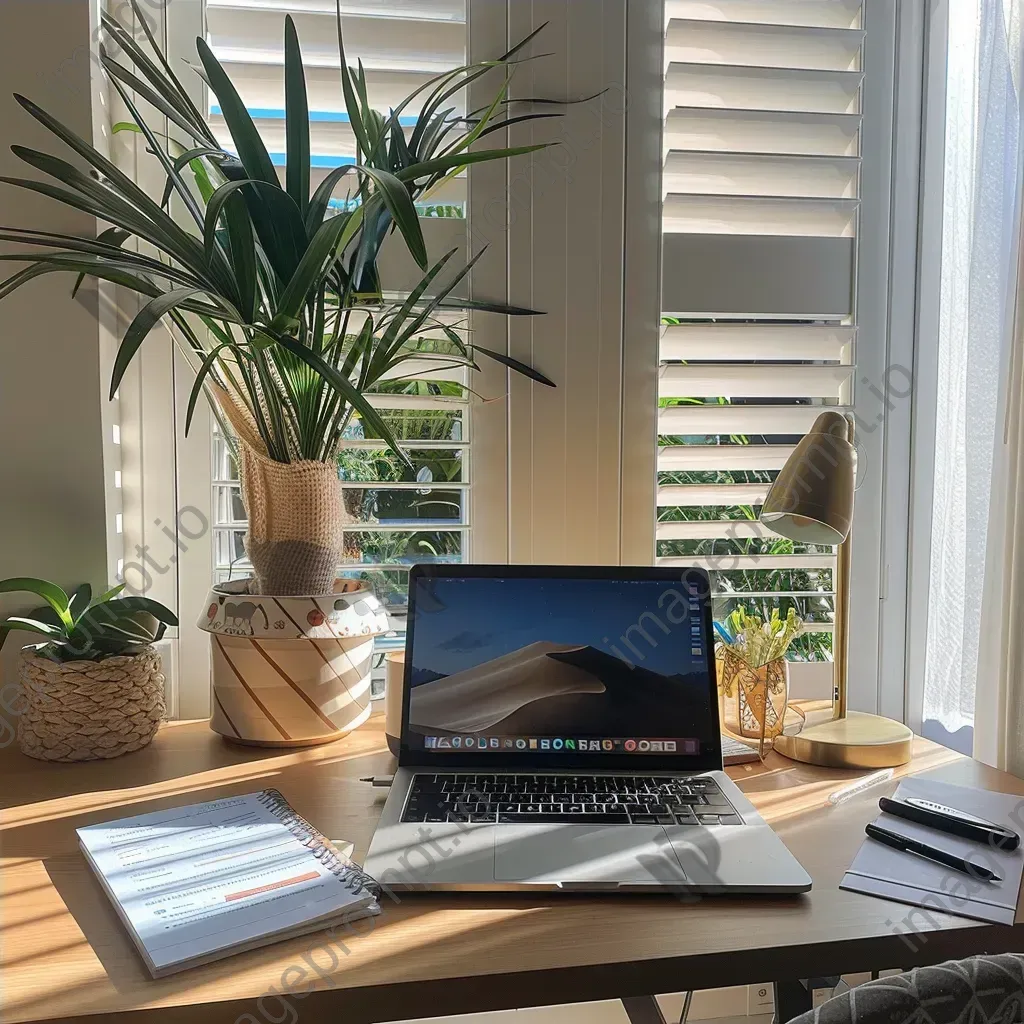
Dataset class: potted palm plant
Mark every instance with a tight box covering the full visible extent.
[0,2,561,745]
[0,579,177,761]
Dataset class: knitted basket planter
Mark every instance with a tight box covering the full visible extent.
[199,578,390,747]
[18,646,165,762]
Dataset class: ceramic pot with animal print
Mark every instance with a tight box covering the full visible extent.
[198,578,390,746]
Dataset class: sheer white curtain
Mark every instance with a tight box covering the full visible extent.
[922,0,1024,765]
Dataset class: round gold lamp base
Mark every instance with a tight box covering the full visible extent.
[772,711,914,769]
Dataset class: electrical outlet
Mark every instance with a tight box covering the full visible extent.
[747,983,774,1015]
[811,987,834,1009]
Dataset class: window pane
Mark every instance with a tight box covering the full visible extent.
[342,486,467,525]
[340,529,465,566]
[338,447,466,484]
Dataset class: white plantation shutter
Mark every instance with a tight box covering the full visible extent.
[658,0,864,662]
[207,1,471,670]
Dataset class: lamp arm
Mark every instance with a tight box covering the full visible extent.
[833,533,851,721]
[832,413,855,720]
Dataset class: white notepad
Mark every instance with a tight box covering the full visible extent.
[77,790,380,978]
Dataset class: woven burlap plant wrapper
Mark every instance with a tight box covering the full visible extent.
[213,384,344,596]
[238,443,344,595]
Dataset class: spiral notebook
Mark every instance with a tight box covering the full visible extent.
[77,790,381,978]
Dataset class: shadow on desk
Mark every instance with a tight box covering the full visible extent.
[0,721,392,823]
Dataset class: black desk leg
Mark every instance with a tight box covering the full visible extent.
[621,996,669,1024]
[774,980,812,1023]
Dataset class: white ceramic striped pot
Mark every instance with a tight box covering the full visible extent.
[198,578,391,747]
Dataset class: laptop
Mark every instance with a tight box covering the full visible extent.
[363,565,812,893]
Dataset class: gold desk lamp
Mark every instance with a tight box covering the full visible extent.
[760,411,913,769]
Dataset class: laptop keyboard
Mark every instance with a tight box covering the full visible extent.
[401,774,742,826]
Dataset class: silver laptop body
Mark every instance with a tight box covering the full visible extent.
[364,565,812,894]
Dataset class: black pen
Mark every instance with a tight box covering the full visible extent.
[879,796,1021,850]
[865,823,1001,882]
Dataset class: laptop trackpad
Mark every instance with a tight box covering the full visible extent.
[493,824,686,885]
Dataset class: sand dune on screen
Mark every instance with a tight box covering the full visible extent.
[409,641,606,733]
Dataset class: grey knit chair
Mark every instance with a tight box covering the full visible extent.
[789,956,1024,1024]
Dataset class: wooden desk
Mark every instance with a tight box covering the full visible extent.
[3,715,1023,1024]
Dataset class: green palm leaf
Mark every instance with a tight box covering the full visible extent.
[306,166,357,235]
[12,96,210,273]
[356,166,427,270]
[272,331,413,469]
[197,37,278,187]
[472,345,555,387]
[102,7,214,143]
[110,288,207,399]
[274,213,359,327]
[396,144,552,185]
[284,15,310,216]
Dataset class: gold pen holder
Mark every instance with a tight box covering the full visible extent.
[718,648,790,758]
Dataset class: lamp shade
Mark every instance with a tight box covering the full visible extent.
[760,411,855,545]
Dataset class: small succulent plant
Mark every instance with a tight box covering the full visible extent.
[0,578,178,663]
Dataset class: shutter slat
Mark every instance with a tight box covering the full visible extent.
[223,62,446,114]
[659,404,848,435]
[663,195,857,236]
[344,307,467,329]
[309,165,466,205]
[658,554,838,571]
[208,7,465,72]
[662,234,855,317]
[367,393,467,410]
[661,323,853,361]
[665,108,859,157]
[339,480,469,490]
[659,483,768,506]
[665,19,864,73]
[340,438,469,450]
[665,107,859,158]
[220,115,355,157]
[659,364,853,400]
[664,151,859,199]
[209,0,465,18]
[658,520,773,541]
[665,63,861,114]
[343,523,469,533]
[247,139,468,202]
[658,444,796,471]
[378,359,467,384]
[666,0,861,30]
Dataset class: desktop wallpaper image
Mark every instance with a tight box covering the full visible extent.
[406,577,715,746]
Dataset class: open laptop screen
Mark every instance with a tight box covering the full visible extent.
[400,566,722,770]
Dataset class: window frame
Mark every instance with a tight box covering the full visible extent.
[115,0,211,719]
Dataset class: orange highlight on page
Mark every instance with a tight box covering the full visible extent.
[225,871,319,901]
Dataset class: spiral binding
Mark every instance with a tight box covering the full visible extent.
[256,789,380,899]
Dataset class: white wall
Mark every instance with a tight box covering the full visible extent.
[0,0,109,683]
